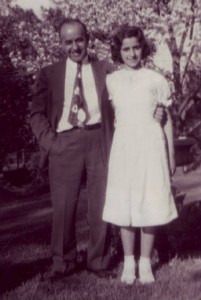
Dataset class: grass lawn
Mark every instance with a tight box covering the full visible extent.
[0,168,201,300]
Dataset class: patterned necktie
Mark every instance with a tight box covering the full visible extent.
[68,63,87,126]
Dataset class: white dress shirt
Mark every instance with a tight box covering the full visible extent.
[57,58,101,132]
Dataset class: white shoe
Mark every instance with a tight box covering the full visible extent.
[139,258,155,284]
[121,259,136,285]
[121,268,136,285]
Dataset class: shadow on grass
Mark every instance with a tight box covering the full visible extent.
[1,184,201,295]
[154,200,201,268]
[110,200,201,270]
[0,186,88,295]
[0,257,51,294]
[192,270,201,281]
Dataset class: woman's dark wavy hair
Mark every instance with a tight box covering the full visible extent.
[111,25,151,64]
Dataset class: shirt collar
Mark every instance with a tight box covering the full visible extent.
[67,55,89,68]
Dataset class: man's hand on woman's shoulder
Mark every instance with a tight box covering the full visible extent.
[154,104,167,125]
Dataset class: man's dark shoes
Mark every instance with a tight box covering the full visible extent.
[41,260,76,282]
[87,268,117,279]
[41,270,64,282]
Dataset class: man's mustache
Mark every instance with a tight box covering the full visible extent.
[71,49,82,54]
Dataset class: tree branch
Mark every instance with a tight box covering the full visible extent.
[179,17,190,56]
[178,85,201,117]
[181,44,195,84]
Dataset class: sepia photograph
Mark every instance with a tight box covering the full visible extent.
[0,0,201,299]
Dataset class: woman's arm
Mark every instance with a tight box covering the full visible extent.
[164,109,175,176]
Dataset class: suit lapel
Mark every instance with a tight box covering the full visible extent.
[54,60,106,110]
[91,61,106,109]
[51,59,106,124]
[52,59,66,101]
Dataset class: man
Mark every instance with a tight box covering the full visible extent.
[30,18,115,281]
[30,18,164,280]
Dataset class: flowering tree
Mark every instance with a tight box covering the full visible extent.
[0,0,201,167]
[5,0,201,105]
[53,0,201,111]
[51,0,201,135]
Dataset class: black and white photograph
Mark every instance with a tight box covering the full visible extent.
[0,0,201,299]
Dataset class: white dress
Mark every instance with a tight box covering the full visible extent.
[103,67,178,227]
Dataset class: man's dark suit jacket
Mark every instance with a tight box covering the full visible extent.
[30,59,115,169]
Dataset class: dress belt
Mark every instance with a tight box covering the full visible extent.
[71,123,101,131]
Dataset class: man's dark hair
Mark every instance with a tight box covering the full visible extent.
[111,25,151,64]
[59,18,89,41]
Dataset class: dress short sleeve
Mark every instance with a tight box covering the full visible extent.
[106,74,114,101]
[155,74,172,107]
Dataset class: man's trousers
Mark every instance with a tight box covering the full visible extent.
[48,127,110,272]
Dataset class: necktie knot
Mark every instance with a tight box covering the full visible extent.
[77,63,82,80]
[77,62,82,69]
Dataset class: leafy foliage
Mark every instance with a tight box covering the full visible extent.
[0,6,63,166]
[0,0,201,167]
[51,0,201,136]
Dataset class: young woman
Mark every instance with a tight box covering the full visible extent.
[103,25,178,285]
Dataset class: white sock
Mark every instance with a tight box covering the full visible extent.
[139,256,155,284]
[121,255,136,285]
